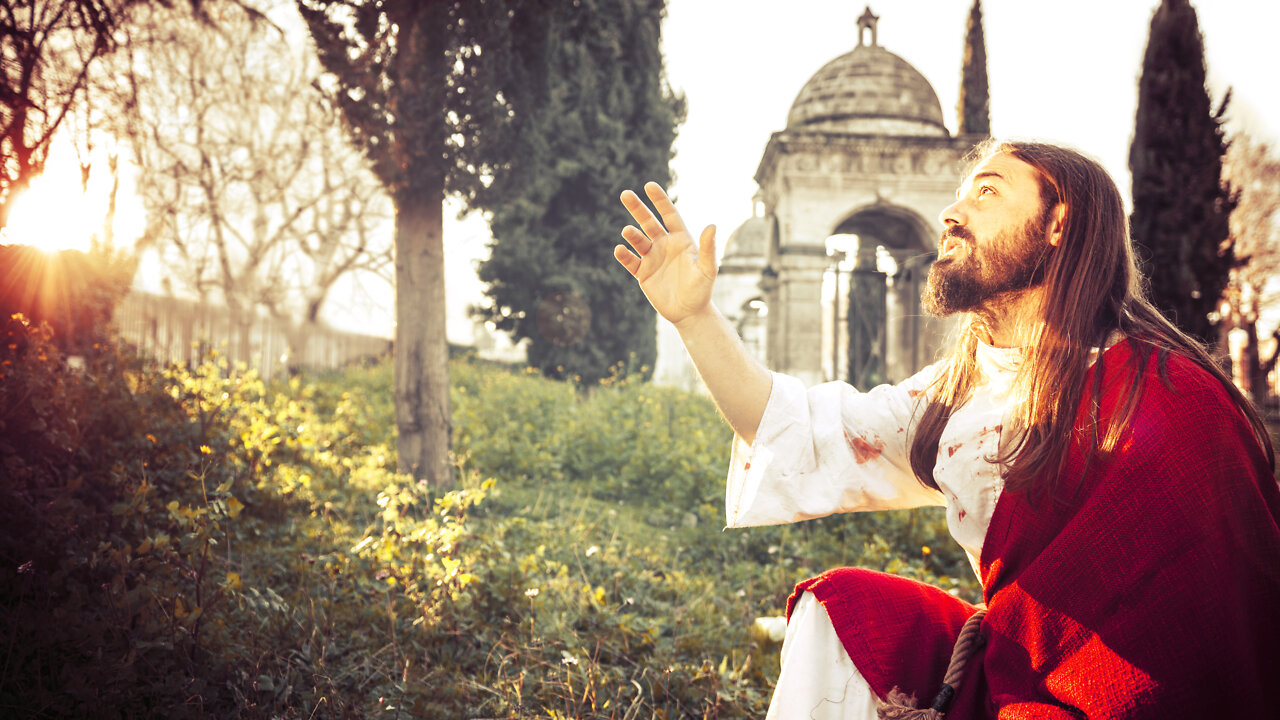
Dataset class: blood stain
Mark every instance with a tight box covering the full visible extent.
[845,430,884,463]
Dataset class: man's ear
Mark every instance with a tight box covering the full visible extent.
[1047,203,1067,247]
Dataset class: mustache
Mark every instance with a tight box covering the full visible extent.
[940,226,975,244]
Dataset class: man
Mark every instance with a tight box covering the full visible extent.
[615,140,1280,719]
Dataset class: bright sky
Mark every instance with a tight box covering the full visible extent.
[654,0,1280,381]
[456,0,1280,356]
[659,0,1280,239]
[7,0,1277,347]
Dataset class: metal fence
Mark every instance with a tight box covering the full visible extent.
[113,291,391,381]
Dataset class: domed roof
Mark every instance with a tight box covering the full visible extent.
[786,9,947,137]
[724,215,768,261]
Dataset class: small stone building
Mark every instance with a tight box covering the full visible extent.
[722,7,985,388]
[712,196,770,367]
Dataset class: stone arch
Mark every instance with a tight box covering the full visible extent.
[830,201,935,254]
[822,203,940,384]
[731,7,982,388]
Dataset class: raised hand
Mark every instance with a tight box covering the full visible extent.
[616,182,718,328]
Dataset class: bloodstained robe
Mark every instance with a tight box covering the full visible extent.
[787,340,1280,718]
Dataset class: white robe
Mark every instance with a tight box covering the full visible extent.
[726,341,1026,719]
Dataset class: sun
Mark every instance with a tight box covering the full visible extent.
[1,138,143,255]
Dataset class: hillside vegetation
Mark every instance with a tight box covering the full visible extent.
[0,315,975,718]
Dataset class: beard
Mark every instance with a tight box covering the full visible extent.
[922,208,1053,317]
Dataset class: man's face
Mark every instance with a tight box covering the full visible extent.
[923,152,1057,316]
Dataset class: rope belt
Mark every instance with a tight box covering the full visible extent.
[877,608,988,719]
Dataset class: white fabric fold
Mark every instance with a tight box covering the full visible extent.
[765,592,880,720]
[726,341,1031,579]
[726,368,944,529]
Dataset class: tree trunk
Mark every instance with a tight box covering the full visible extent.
[237,319,252,367]
[393,184,452,486]
[1244,319,1270,408]
[281,322,310,378]
[227,302,252,367]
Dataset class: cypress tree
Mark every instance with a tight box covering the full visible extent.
[957,0,990,136]
[1129,0,1235,347]
[476,0,684,385]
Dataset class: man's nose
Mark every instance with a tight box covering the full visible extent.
[938,199,967,227]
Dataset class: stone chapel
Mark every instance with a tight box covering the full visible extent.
[713,7,986,389]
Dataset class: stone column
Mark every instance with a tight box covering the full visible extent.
[759,267,779,370]
[774,245,828,387]
[897,252,931,373]
[847,241,887,389]
[897,251,958,376]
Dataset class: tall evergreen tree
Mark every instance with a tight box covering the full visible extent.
[1129,0,1235,347]
[956,0,989,136]
[476,0,683,385]
[297,0,534,485]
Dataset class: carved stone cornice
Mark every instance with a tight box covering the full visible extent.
[756,131,980,189]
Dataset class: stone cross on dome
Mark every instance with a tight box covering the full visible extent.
[857,6,880,47]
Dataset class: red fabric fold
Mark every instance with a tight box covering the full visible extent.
[788,568,980,705]
[787,340,1280,718]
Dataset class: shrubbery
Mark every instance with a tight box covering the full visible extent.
[0,323,976,718]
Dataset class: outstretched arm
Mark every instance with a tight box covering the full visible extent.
[616,182,772,444]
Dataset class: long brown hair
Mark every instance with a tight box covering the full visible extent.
[908,139,1274,495]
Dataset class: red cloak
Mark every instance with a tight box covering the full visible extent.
[786,340,1280,718]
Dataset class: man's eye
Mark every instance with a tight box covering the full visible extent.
[978,185,995,197]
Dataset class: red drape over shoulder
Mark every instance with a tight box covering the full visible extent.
[788,340,1280,719]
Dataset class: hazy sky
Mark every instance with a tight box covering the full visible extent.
[20,1,1268,343]
[441,0,1280,354]
[658,0,1280,238]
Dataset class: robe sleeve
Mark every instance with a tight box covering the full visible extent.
[725,367,946,528]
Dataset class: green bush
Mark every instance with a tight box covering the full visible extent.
[0,315,258,716]
[441,355,976,717]
[559,376,729,510]
[1,322,976,718]
[452,361,576,484]
[0,245,133,354]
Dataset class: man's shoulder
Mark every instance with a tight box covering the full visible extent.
[1081,341,1273,501]
[1104,339,1251,449]
[1131,342,1227,405]
[1101,339,1224,400]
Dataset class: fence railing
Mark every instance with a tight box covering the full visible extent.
[113,291,391,381]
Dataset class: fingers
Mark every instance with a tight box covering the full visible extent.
[614,244,641,276]
[644,182,687,235]
[617,182,700,280]
[620,224,652,257]
[620,188,668,242]
[697,225,718,278]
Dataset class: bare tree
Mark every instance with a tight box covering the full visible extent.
[108,0,391,365]
[1222,134,1280,405]
[0,0,258,229]
[0,0,123,228]
[263,142,392,367]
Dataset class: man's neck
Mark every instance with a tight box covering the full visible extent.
[973,288,1044,349]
